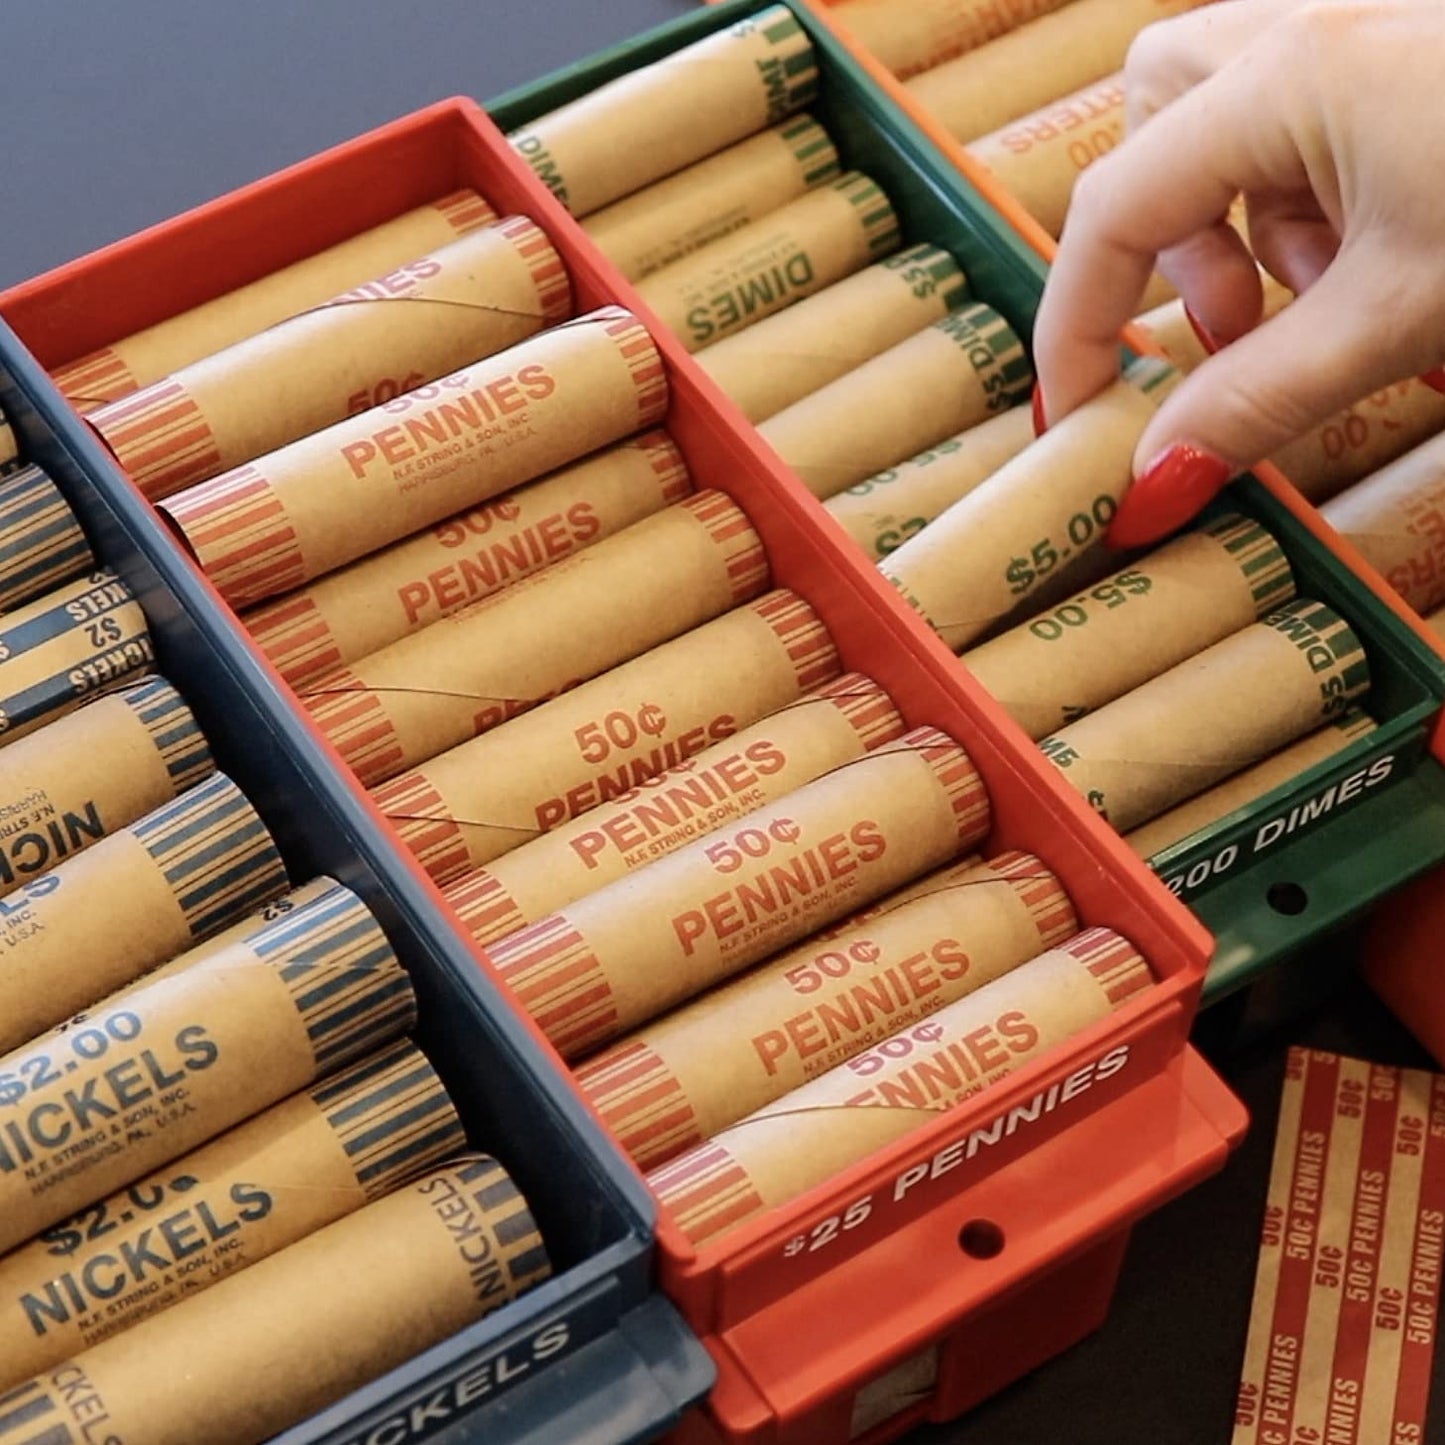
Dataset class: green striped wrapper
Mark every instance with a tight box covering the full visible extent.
[748,5,819,121]
[780,113,841,187]
[936,302,1034,410]
[835,173,901,259]
[1124,355,1180,403]
[1263,598,1372,709]
[1200,512,1296,616]
[881,242,970,312]
[0,465,92,614]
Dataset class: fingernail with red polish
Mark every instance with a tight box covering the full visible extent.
[1184,307,1220,356]
[1420,367,1445,396]
[1106,444,1233,550]
[1031,383,1047,438]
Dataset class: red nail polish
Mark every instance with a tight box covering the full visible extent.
[1106,444,1232,549]
[1031,384,1047,437]
[1421,367,1445,396]
[1184,307,1220,356]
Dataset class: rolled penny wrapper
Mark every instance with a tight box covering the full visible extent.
[584,115,841,282]
[491,726,990,1059]
[0,879,413,1253]
[696,243,970,423]
[759,303,1033,499]
[1039,598,1372,833]
[163,306,669,610]
[244,430,692,688]
[824,406,1034,560]
[1133,272,1293,374]
[0,1156,547,1445]
[374,590,840,881]
[0,1037,464,1387]
[651,926,1152,1243]
[962,512,1297,739]
[635,173,902,354]
[91,219,573,503]
[300,490,769,787]
[444,673,905,945]
[0,465,94,613]
[807,855,987,945]
[579,849,1076,1170]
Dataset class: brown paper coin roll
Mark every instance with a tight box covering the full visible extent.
[0,1156,547,1445]
[962,512,1297,739]
[92,219,573,502]
[509,5,817,217]
[1428,605,1445,641]
[0,465,94,613]
[579,850,1076,1170]
[0,1037,464,1387]
[48,191,498,413]
[491,726,990,1059]
[696,243,970,423]
[299,490,769,787]
[244,430,692,688]
[1039,598,1372,833]
[833,0,1076,79]
[1133,272,1293,375]
[584,115,842,282]
[651,926,1152,1243]
[0,423,16,475]
[163,307,669,609]
[443,673,905,947]
[759,303,1034,499]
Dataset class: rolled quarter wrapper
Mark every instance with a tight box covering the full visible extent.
[0,1156,548,1445]
[374,589,840,880]
[91,219,573,502]
[1039,598,1372,833]
[758,303,1033,499]
[509,4,817,217]
[579,849,1076,1170]
[834,0,1075,79]
[651,926,1152,1244]
[245,430,692,688]
[696,243,970,423]
[48,190,498,410]
[163,306,669,609]
[491,725,990,1059]
[584,115,842,282]
[301,489,769,786]
[444,673,905,945]
[0,466,94,613]
[962,512,1297,739]
[0,1036,464,1388]
[0,878,414,1253]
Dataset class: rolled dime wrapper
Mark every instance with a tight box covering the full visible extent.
[1039,598,1372,833]
[244,430,692,688]
[833,0,1075,79]
[579,849,1076,1170]
[374,589,840,880]
[91,219,573,502]
[46,191,497,413]
[881,358,1178,648]
[696,243,970,423]
[759,303,1033,499]
[584,115,841,282]
[0,1156,547,1445]
[962,512,1297,739]
[0,1037,464,1387]
[651,926,1152,1243]
[635,172,901,354]
[490,725,990,1059]
[162,306,669,609]
[0,879,414,1252]
[444,673,905,944]
[509,5,817,217]
[1133,272,1293,374]
[0,465,93,613]
[1127,710,1378,858]
[300,490,769,786]
[825,407,1034,560]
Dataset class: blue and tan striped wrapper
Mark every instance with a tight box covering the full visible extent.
[0,465,92,614]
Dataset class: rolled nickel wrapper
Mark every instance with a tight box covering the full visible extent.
[244,431,692,688]
[0,1156,547,1445]
[696,243,970,423]
[0,1037,464,1388]
[509,4,817,217]
[758,303,1033,499]
[0,465,94,613]
[1039,598,1372,833]
[1133,271,1293,375]
[650,926,1152,1244]
[0,879,414,1253]
[443,673,905,946]
[374,589,840,882]
[491,725,991,1060]
[46,191,498,415]
[962,512,1297,739]
[833,0,1076,79]
[578,849,1077,1170]
[584,115,842,282]
[91,219,573,502]
[162,306,669,610]
[300,489,769,787]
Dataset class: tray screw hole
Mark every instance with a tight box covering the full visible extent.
[1266,882,1309,917]
[958,1219,1005,1259]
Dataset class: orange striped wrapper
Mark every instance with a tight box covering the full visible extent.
[651,926,1152,1244]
